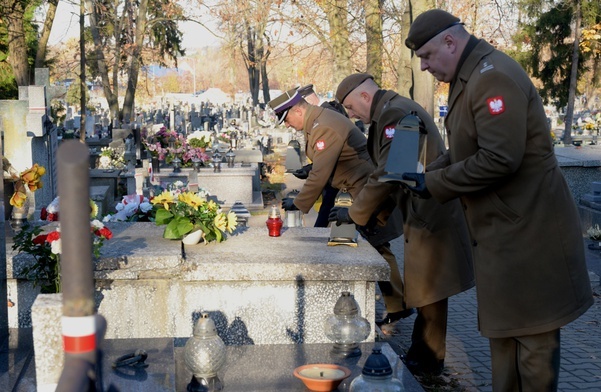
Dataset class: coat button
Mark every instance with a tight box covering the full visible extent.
[405,238,409,243]
[462,203,467,210]
[472,240,477,247]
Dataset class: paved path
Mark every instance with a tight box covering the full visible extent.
[380,238,601,391]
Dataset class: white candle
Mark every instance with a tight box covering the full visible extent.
[299,367,346,380]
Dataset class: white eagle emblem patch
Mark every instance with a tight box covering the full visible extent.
[384,125,396,139]
[487,96,505,115]
[315,140,326,151]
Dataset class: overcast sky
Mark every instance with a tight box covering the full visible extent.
[48,1,221,50]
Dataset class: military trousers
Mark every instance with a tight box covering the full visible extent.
[489,328,560,392]
[374,242,406,313]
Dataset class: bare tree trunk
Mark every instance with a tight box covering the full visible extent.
[397,4,412,97]
[80,0,87,142]
[323,0,352,89]
[87,0,119,119]
[3,0,29,85]
[35,0,58,68]
[122,0,149,122]
[404,0,435,115]
[563,0,581,146]
[243,21,260,107]
[365,0,383,85]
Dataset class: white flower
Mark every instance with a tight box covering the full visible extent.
[91,219,104,230]
[47,197,60,214]
[50,239,61,255]
[140,202,153,213]
[115,202,125,211]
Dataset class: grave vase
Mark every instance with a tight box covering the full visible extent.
[182,230,203,245]
[10,197,30,235]
[151,156,160,173]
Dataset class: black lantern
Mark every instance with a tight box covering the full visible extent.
[212,149,222,173]
[225,149,236,168]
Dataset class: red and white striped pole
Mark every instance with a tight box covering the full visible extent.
[56,140,103,391]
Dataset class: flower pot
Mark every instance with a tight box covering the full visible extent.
[182,230,203,245]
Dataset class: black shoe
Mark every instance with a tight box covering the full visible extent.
[376,308,416,327]
[400,355,444,377]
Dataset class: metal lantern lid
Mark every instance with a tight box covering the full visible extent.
[362,348,393,377]
[333,291,360,316]
[286,189,300,200]
[269,205,281,219]
[334,189,353,207]
[193,313,219,339]
[225,149,236,160]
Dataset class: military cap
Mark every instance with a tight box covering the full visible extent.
[405,9,462,51]
[297,84,315,97]
[267,88,303,124]
[335,73,374,104]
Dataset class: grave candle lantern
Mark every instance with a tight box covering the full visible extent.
[266,205,283,237]
[284,189,303,227]
[225,148,236,168]
[184,313,226,392]
[212,149,222,173]
[169,136,182,173]
[324,291,370,358]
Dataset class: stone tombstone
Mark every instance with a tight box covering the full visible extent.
[2,71,57,213]
[155,109,164,125]
[285,139,303,172]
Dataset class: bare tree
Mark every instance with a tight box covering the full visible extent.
[365,0,383,84]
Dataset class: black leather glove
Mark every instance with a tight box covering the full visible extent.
[328,207,354,226]
[401,173,431,199]
[281,197,298,211]
[293,164,312,180]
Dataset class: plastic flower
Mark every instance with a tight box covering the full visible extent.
[151,190,175,210]
[21,163,46,191]
[10,188,27,208]
[179,191,205,208]
[90,200,99,219]
[214,213,227,232]
[226,211,237,233]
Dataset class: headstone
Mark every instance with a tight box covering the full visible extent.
[285,140,302,172]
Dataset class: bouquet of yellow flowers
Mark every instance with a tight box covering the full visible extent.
[152,190,237,243]
[3,157,45,208]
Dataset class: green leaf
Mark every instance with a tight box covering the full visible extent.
[163,217,194,239]
[155,208,174,225]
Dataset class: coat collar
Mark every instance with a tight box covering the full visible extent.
[303,105,325,135]
[448,39,495,112]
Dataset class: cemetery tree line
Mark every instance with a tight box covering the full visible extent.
[0,0,599,129]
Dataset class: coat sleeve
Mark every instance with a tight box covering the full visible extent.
[293,126,346,213]
[427,71,529,203]
[349,120,399,226]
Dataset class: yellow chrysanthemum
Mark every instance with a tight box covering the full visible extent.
[206,200,218,212]
[225,211,237,233]
[90,199,99,218]
[214,213,227,232]
[179,191,205,208]
[151,190,174,210]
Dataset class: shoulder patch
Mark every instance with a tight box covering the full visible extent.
[487,96,505,115]
[480,59,494,73]
[384,125,396,139]
[315,140,326,151]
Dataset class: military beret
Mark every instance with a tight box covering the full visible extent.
[297,84,315,97]
[267,88,303,124]
[405,9,462,51]
[335,73,374,104]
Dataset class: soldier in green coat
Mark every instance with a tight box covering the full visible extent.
[404,9,593,390]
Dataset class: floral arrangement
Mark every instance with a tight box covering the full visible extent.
[187,130,213,149]
[98,146,126,169]
[103,194,154,222]
[152,189,237,243]
[3,157,45,208]
[13,199,112,293]
[141,126,176,159]
[587,224,601,240]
